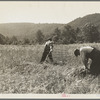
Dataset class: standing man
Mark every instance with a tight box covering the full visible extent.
[40,37,54,63]
[74,46,100,75]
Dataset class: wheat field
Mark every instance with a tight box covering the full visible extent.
[0,43,100,94]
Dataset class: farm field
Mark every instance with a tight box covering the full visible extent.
[0,43,100,94]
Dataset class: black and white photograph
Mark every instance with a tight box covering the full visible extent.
[0,1,100,99]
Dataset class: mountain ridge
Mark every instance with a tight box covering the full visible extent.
[0,13,100,38]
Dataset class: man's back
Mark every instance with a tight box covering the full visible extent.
[80,46,94,56]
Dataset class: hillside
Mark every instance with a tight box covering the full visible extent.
[0,13,100,39]
[0,23,64,39]
[68,13,100,29]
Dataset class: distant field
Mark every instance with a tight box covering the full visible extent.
[0,43,100,93]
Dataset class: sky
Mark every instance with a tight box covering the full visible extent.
[0,1,100,24]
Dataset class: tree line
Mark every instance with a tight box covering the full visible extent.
[0,23,100,45]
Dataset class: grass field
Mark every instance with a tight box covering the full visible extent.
[0,43,100,94]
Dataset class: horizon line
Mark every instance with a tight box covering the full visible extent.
[0,22,68,24]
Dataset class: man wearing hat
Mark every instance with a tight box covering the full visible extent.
[40,37,54,63]
[74,46,100,75]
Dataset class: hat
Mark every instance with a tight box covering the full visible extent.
[46,37,52,41]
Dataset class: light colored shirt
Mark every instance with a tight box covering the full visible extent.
[80,46,94,53]
[45,40,54,52]
[79,46,94,70]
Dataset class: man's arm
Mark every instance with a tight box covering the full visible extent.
[49,41,54,52]
[81,53,89,70]
[50,44,53,52]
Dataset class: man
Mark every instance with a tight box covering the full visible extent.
[74,46,100,75]
[40,38,54,63]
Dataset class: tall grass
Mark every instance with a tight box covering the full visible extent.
[0,43,100,93]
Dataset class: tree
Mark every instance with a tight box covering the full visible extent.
[61,25,76,44]
[10,36,18,45]
[5,36,10,44]
[82,23,100,43]
[53,27,61,44]
[36,30,44,44]
[75,27,84,43]
[23,38,30,44]
[0,33,6,44]
[29,40,34,45]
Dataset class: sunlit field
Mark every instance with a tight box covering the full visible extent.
[0,43,100,94]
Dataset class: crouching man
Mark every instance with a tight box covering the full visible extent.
[74,46,100,75]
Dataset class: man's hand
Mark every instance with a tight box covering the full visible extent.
[85,59,92,71]
[50,49,53,52]
[85,67,90,71]
[85,62,90,70]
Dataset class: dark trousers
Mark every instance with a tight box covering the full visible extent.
[40,46,53,63]
[88,48,100,74]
